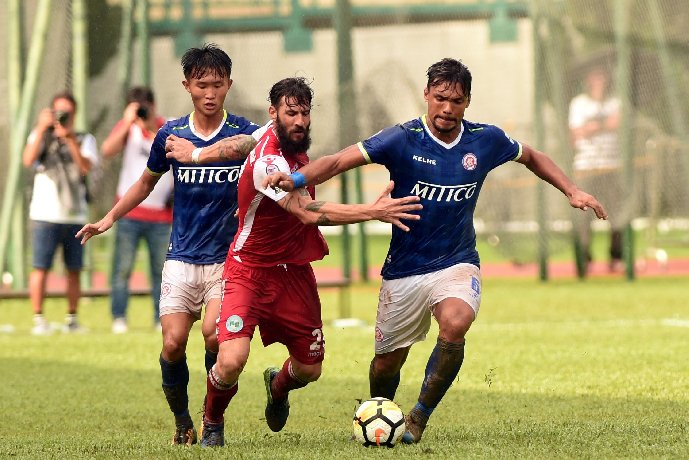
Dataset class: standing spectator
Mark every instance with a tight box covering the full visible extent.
[23,91,98,335]
[101,87,173,333]
[569,66,623,272]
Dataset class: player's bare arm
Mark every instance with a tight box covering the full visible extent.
[276,181,422,231]
[518,144,608,219]
[165,133,257,163]
[76,171,161,244]
[263,144,367,191]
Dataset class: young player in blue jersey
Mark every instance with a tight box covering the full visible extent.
[77,44,259,446]
[264,58,608,443]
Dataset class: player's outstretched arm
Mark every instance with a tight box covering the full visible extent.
[75,171,160,244]
[276,181,422,231]
[263,144,367,192]
[517,144,608,219]
[165,134,257,163]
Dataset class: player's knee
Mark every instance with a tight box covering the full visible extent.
[372,356,403,377]
[293,362,322,382]
[202,330,218,352]
[215,350,247,380]
[438,314,473,341]
[162,334,188,361]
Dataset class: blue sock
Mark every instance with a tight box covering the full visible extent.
[205,349,218,374]
[416,337,465,416]
[160,354,190,419]
[412,401,434,418]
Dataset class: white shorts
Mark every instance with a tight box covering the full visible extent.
[159,260,224,320]
[374,263,482,354]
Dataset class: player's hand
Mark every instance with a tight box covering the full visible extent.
[569,189,608,219]
[165,134,196,163]
[262,171,294,192]
[369,181,422,232]
[75,217,115,245]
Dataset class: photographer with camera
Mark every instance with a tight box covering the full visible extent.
[22,91,98,335]
[101,86,172,334]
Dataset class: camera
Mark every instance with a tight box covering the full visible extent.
[54,110,70,126]
[136,106,149,120]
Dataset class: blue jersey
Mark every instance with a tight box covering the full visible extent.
[147,110,259,264]
[358,115,522,279]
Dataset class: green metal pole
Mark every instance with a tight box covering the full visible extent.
[334,0,356,289]
[72,0,89,133]
[72,0,92,289]
[335,0,367,282]
[614,0,635,281]
[531,0,548,281]
[0,0,53,280]
[648,2,687,138]
[137,0,151,86]
[7,0,27,288]
[119,0,134,105]
[544,8,578,278]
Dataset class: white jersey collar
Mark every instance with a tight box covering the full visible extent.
[189,109,227,142]
[421,114,463,149]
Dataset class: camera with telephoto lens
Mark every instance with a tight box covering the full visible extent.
[54,110,70,126]
[136,105,149,120]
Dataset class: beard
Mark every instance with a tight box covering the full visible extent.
[432,116,459,134]
[275,116,311,156]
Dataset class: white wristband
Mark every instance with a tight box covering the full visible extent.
[191,147,202,164]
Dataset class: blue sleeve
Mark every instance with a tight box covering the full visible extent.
[359,125,406,167]
[146,124,171,175]
[488,126,523,170]
[239,117,260,135]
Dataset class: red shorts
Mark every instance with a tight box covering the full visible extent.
[217,259,325,365]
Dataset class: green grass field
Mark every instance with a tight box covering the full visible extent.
[1,276,687,459]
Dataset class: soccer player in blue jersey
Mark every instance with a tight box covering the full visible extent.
[77,44,259,446]
[264,58,608,443]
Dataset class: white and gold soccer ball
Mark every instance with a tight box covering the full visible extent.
[352,397,406,447]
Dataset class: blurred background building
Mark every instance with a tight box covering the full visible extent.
[1,0,688,287]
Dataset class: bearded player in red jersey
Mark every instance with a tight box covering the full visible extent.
[197,77,423,447]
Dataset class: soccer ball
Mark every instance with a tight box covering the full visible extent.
[352,397,406,447]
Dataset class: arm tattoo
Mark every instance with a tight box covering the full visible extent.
[238,136,257,156]
[218,135,256,160]
[315,214,333,225]
[304,200,326,212]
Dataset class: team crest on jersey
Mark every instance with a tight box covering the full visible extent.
[161,283,171,298]
[226,315,243,333]
[375,326,384,342]
[462,153,478,170]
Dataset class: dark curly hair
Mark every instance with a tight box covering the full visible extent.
[426,58,472,97]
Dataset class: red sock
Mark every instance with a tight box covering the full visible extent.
[271,358,309,402]
[204,365,238,425]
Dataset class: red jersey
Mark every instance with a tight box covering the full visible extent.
[228,123,328,267]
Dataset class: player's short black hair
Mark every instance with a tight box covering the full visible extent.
[51,91,77,110]
[126,86,155,105]
[426,58,472,97]
[181,43,232,81]
[269,77,313,109]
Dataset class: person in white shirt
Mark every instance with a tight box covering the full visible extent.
[22,91,99,334]
[569,67,623,273]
